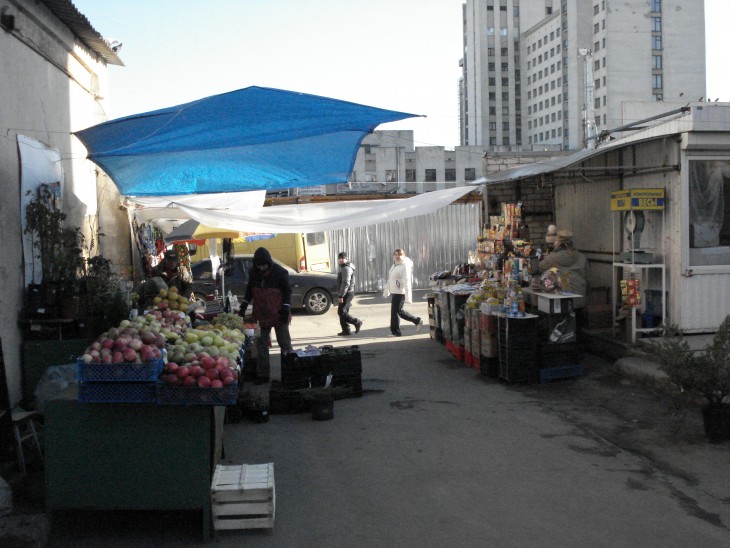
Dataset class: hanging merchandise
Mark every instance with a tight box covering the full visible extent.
[620,275,641,308]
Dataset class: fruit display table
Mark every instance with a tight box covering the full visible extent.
[44,386,225,541]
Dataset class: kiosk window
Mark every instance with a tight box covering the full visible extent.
[688,160,730,266]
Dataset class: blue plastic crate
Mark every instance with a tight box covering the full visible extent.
[540,365,585,383]
[77,358,164,382]
[156,381,238,405]
[78,382,157,403]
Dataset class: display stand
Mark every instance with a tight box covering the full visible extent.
[610,189,667,344]
[45,386,225,541]
[612,262,666,344]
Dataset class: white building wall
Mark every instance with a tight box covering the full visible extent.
[0,1,123,403]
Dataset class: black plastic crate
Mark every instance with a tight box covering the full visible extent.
[479,355,499,378]
[281,351,316,389]
[269,380,309,414]
[539,342,579,368]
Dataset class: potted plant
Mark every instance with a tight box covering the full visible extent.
[24,187,86,303]
[655,315,730,442]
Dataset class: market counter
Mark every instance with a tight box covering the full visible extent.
[45,386,225,541]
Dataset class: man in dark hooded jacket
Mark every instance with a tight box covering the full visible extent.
[336,251,363,336]
[238,248,293,383]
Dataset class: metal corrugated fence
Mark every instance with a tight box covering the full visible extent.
[328,203,481,292]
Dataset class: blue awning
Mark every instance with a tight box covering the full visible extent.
[74,86,421,196]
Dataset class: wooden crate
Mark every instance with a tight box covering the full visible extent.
[211,463,275,530]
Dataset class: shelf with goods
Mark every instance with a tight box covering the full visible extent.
[609,189,667,344]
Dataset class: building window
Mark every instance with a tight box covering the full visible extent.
[385,170,397,183]
[502,92,509,101]
[488,62,496,71]
[465,168,476,180]
[594,41,600,51]
[652,35,662,50]
[487,27,495,35]
[652,0,661,13]
[652,74,663,89]
[489,122,497,130]
[501,47,508,56]
[594,23,600,34]
[424,169,437,182]
[594,4,600,15]
[501,63,509,72]
[489,77,496,86]
[502,77,509,86]
[595,78,601,89]
[445,168,456,182]
[488,47,495,56]
[489,107,496,115]
[405,169,416,182]
[500,27,508,36]
[653,55,662,69]
[502,122,510,130]
[653,16,662,31]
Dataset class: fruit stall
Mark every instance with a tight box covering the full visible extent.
[429,203,583,384]
[43,286,252,541]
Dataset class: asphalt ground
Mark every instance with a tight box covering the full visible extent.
[6,290,730,547]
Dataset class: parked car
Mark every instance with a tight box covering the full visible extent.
[190,255,338,315]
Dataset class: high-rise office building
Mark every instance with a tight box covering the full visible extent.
[460,0,706,150]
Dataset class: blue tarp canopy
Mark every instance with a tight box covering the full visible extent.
[74,86,421,197]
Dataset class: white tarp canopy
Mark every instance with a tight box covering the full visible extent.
[130,186,476,234]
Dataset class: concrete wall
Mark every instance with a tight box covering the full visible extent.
[0,1,128,403]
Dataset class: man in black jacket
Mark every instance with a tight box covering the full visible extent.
[336,251,363,336]
[238,248,293,383]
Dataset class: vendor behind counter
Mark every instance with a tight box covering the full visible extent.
[537,229,588,310]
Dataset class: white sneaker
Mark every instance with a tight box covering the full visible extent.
[416,318,424,333]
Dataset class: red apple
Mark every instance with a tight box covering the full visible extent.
[183,375,197,387]
[190,365,203,378]
[205,368,220,380]
[210,379,224,388]
[197,376,212,388]
[176,366,190,378]
[222,376,236,386]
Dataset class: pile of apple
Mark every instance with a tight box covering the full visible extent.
[80,323,167,364]
[165,327,243,365]
[160,352,238,388]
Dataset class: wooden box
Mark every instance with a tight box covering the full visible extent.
[211,463,275,530]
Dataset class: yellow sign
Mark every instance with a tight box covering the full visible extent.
[611,188,665,211]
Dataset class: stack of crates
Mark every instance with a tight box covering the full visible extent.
[211,463,275,531]
[320,345,363,397]
[463,308,481,370]
[438,292,451,342]
[497,314,539,383]
[479,311,499,377]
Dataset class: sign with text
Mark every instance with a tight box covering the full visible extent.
[610,188,665,211]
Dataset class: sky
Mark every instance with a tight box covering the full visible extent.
[73,0,729,150]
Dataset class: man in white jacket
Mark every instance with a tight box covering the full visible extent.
[383,248,423,336]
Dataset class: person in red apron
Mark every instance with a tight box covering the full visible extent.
[238,248,293,383]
